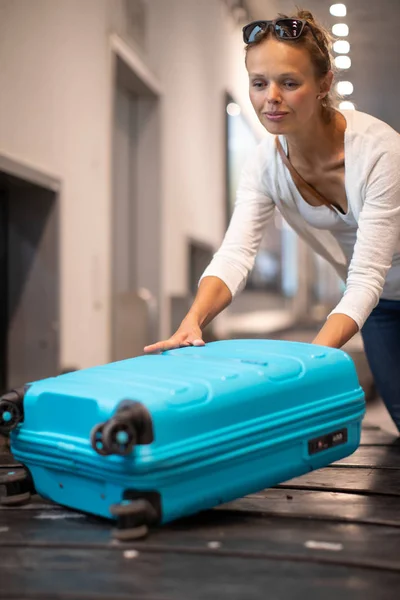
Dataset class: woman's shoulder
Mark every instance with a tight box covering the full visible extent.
[239,132,276,177]
[344,109,399,146]
[254,131,277,158]
[245,132,279,176]
[236,132,279,196]
[343,109,400,179]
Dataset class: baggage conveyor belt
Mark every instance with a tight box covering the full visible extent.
[0,416,399,600]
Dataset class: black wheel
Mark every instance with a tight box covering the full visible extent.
[0,469,29,485]
[111,524,149,541]
[101,418,137,456]
[90,422,109,456]
[0,468,35,506]
[110,499,151,518]
[110,498,157,538]
[0,491,31,506]
[90,399,154,457]
[0,400,23,433]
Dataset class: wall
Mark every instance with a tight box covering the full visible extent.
[145,0,268,336]
[0,0,112,369]
[0,0,273,364]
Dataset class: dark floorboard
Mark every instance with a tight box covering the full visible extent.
[333,444,400,468]
[360,428,400,445]
[1,425,400,599]
[2,506,400,569]
[278,466,400,496]
[223,489,400,527]
[2,547,400,600]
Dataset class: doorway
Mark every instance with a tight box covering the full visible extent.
[0,168,59,392]
[111,40,162,361]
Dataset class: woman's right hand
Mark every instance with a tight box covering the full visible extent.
[143,317,205,354]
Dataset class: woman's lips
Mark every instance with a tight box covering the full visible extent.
[264,112,289,121]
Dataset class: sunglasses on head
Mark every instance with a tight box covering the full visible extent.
[242,18,320,46]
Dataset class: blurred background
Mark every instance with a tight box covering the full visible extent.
[0,0,398,405]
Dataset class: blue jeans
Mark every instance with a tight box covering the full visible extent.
[361,298,400,432]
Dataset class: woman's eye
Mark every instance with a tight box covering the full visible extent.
[284,81,298,89]
[251,79,265,89]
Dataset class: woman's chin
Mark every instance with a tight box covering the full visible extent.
[263,123,288,135]
[261,117,291,135]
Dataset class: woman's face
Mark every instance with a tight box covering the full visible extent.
[246,37,330,134]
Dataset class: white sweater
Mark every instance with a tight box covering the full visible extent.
[200,109,400,329]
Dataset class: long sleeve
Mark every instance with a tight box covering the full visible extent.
[329,140,400,328]
[199,147,275,297]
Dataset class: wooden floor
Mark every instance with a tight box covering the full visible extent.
[1,419,399,599]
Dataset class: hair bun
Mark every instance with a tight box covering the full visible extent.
[296,10,316,23]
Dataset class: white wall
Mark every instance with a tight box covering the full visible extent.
[145,0,267,321]
[0,0,275,365]
[0,0,112,369]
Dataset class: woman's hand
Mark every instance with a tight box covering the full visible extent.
[143,276,232,354]
[312,313,359,348]
[143,317,205,354]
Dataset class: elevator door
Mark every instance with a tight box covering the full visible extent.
[111,85,145,360]
[111,53,162,360]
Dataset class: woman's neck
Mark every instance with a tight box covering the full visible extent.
[285,109,346,166]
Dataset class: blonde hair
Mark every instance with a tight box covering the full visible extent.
[245,9,338,120]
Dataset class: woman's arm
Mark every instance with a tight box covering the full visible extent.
[186,276,233,329]
[312,313,359,348]
[328,140,400,333]
[144,276,232,353]
[199,144,276,298]
[144,142,275,353]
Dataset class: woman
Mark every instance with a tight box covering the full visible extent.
[145,11,400,431]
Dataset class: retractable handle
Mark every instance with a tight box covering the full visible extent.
[90,399,154,457]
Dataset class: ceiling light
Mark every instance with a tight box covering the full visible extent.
[227,102,241,117]
[333,40,350,54]
[330,4,347,17]
[335,55,351,69]
[339,100,355,110]
[332,23,349,36]
[336,81,354,95]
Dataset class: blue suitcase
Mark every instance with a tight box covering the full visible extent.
[0,339,365,540]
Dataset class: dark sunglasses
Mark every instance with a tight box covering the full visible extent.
[242,18,320,46]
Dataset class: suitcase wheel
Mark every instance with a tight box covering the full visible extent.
[0,387,25,433]
[90,400,154,457]
[90,420,136,457]
[111,524,149,541]
[102,419,136,457]
[90,423,110,456]
[0,491,31,506]
[110,498,157,540]
[0,467,36,506]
